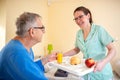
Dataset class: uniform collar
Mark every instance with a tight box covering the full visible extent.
[78,23,96,43]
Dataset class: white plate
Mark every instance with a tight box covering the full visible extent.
[48,56,94,77]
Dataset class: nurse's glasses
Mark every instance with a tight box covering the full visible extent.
[73,15,85,21]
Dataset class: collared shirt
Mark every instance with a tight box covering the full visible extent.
[75,24,114,80]
[0,40,48,80]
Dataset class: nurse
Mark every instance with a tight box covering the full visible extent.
[63,6,116,80]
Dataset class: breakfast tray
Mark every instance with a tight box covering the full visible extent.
[48,56,94,77]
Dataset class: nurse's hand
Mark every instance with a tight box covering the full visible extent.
[93,60,106,72]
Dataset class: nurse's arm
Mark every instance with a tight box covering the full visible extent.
[102,42,116,64]
[94,42,116,72]
[63,47,80,56]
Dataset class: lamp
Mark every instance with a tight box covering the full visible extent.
[47,44,53,54]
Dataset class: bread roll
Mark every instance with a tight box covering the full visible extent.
[70,56,81,65]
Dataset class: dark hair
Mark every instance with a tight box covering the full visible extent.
[16,12,41,37]
[73,6,93,24]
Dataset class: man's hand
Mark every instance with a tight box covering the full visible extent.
[47,52,57,62]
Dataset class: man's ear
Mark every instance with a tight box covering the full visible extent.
[28,28,34,37]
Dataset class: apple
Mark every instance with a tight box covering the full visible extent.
[85,58,95,68]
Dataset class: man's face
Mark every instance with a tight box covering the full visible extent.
[33,18,45,42]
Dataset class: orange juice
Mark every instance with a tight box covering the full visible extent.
[57,53,63,64]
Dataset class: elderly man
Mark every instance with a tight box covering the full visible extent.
[0,12,56,80]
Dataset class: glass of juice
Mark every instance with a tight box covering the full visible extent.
[57,53,63,64]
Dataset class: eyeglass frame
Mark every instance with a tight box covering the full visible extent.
[33,25,45,32]
[33,25,45,29]
[73,15,85,21]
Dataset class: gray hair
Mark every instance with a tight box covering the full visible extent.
[16,12,41,37]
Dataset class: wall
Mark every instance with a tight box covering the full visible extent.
[48,0,120,69]
[48,0,80,52]
[0,0,6,50]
